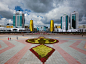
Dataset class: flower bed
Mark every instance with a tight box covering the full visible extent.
[26,36,59,64]
[30,44,55,63]
[26,36,59,44]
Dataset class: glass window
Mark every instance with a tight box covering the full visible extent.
[13,16,15,26]
[66,16,68,30]
[17,15,20,26]
[61,17,62,29]
[20,16,22,26]
[72,14,76,29]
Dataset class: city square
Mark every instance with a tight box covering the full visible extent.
[0,0,86,64]
[0,33,86,64]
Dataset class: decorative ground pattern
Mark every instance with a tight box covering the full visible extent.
[0,35,86,64]
[30,44,55,64]
[26,36,57,64]
[26,36,59,44]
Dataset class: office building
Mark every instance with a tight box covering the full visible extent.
[61,14,69,30]
[50,20,54,32]
[0,25,6,27]
[37,27,39,31]
[13,11,25,28]
[43,26,48,31]
[30,19,34,31]
[55,25,61,28]
[71,11,79,29]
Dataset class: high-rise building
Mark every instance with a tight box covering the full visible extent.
[30,19,34,31]
[43,26,48,31]
[61,14,69,30]
[13,11,25,28]
[71,11,79,29]
[37,27,39,31]
[50,20,54,32]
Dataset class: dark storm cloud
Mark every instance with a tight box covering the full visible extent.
[0,11,13,19]
[54,19,61,24]
[23,0,64,13]
[42,0,86,24]
[41,17,49,24]
[41,17,61,24]
[79,21,86,24]
[78,0,86,21]
[66,0,86,21]
[0,0,86,25]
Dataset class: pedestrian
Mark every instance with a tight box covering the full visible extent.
[82,34,83,37]
[17,37,18,40]
[10,37,11,40]
[8,37,9,40]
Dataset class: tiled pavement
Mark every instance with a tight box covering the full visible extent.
[0,34,86,64]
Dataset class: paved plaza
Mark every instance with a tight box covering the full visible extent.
[0,34,86,64]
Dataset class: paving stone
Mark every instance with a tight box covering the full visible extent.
[77,41,86,51]
[0,35,86,64]
[0,40,25,64]
[59,40,86,64]
[0,40,8,50]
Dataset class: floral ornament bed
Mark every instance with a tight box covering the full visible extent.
[26,36,59,44]
[30,44,55,64]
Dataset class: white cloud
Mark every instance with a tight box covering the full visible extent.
[0,2,9,11]
[0,0,86,28]
[0,0,23,9]
[24,12,45,28]
[79,16,86,24]
[0,18,6,25]
[24,0,72,28]
[0,18,13,25]
[44,1,71,23]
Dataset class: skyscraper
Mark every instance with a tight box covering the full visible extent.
[37,27,39,31]
[71,11,79,29]
[13,11,25,28]
[30,19,34,31]
[61,14,69,30]
[50,20,54,32]
[44,26,48,31]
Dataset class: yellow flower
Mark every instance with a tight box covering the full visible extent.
[33,45,52,57]
[45,40,49,43]
[35,40,39,43]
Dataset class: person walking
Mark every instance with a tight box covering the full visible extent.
[17,37,18,40]
[8,37,9,40]
[82,34,83,37]
[10,37,11,40]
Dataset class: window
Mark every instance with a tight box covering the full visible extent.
[72,14,76,29]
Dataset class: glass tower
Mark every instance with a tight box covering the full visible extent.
[30,20,34,31]
[13,14,15,27]
[71,12,79,29]
[61,16,62,29]
[13,12,25,28]
[50,20,54,32]
[66,15,68,30]
[37,27,39,31]
[72,14,76,29]
[61,15,69,30]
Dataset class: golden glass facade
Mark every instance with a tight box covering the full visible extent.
[30,20,34,31]
[6,26,13,28]
[55,25,61,28]
[50,20,54,32]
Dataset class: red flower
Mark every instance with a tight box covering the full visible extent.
[41,58,46,62]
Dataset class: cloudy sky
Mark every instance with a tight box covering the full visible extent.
[0,0,86,28]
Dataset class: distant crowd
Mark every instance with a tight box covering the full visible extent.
[8,37,18,40]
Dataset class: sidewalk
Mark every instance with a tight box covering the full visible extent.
[0,35,86,64]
